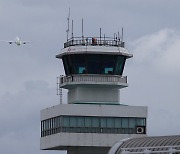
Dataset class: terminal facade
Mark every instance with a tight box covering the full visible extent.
[40,32,148,154]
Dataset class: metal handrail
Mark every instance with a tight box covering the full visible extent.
[58,74,127,85]
[64,37,125,48]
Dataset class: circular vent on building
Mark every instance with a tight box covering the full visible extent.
[136,126,145,134]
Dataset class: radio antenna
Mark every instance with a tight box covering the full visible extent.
[122,27,124,42]
[100,28,102,42]
[118,31,120,41]
[66,8,70,41]
[72,20,74,39]
[82,18,84,39]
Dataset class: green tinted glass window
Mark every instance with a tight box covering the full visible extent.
[92,117,99,127]
[100,117,106,127]
[101,55,116,74]
[115,118,121,128]
[122,118,128,128]
[46,119,50,129]
[77,117,84,127]
[115,56,126,75]
[70,117,77,127]
[85,117,92,127]
[129,118,136,128]
[62,56,70,75]
[107,117,114,128]
[72,55,86,74]
[63,116,70,127]
[86,54,101,74]
[41,121,44,131]
[79,67,86,74]
[137,118,145,126]
[62,54,126,75]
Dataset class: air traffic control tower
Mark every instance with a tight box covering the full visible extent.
[40,29,148,154]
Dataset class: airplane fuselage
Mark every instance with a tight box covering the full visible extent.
[15,37,21,46]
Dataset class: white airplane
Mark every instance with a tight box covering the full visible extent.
[1,37,30,46]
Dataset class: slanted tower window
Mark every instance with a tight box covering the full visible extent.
[62,54,126,75]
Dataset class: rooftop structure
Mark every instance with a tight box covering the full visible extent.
[108,135,180,154]
[40,25,148,154]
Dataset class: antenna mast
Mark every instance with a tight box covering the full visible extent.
[66,8,70,41]
[118,31,120,41]
[72,20,74,39]
[82,18,84,39]
[100,28,102,42]
[122,27,124,42]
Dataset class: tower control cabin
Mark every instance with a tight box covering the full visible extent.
[40,34,147,154]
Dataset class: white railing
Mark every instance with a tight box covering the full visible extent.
[57,74,127,85]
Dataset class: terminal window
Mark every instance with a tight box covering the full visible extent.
[41,116,146,137]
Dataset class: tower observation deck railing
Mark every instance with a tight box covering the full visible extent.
[64,37,125,48]
[57,74,127,86]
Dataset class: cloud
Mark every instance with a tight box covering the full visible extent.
[0,80,65,154]
[122,28,180,136]
[148,105,180,136]
[130,29,180,75]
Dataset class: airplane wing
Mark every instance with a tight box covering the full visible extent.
[0,38,30,45]
[22,41,30,44]
[0,40,14,44]
[8,41,13,44]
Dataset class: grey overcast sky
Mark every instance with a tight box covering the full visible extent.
[0,0,180,154]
